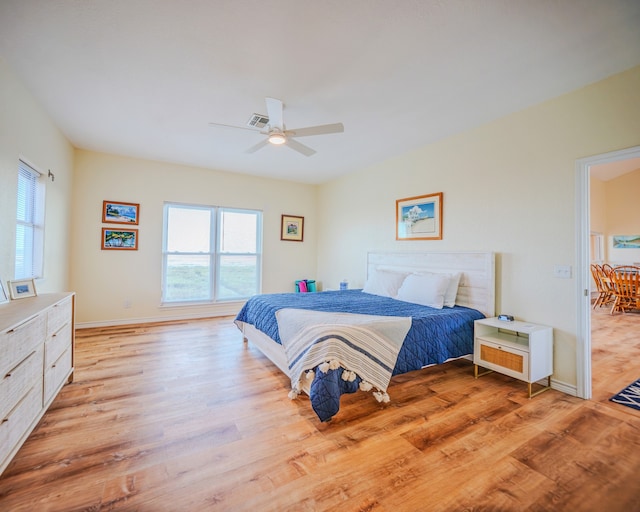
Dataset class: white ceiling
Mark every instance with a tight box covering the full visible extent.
[1,1,639,184]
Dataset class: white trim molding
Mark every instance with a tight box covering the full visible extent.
[575,144,640,400]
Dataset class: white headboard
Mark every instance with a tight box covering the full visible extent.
[367,252,496,317]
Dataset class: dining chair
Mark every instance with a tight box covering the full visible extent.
[609,265,640,314]
[590,264,615,309]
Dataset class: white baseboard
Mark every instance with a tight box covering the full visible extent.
[550,378,578,397]
[76,306,240,329]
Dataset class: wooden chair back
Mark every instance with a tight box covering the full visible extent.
[610,265,640,314]
[590,264,615,308]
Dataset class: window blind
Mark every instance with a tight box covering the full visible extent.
[15,160,42,279]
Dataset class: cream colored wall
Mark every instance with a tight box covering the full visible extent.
[317,66,640,391]
[0,58,75,294]
[605,168,640,264]
[71,150,317,325]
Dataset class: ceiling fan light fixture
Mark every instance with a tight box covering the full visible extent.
[268,132,286,145]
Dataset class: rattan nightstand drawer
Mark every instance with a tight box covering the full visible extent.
[476,340,528,380]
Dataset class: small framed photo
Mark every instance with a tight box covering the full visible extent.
[0,278,9,304]
[281,214,304,242]
[103,200,140,225]
[102,228,139,250]
[8,278,37,300]
[396,192,443,240]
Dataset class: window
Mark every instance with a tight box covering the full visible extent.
[15,160,45,279]
[162,203,262,304]
[590,232,604,262]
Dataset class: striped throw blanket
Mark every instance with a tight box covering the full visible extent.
[275,308,412,400]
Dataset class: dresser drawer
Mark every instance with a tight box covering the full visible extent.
[475,340,529,381]
[0,384,43,467]
[45,322,72,368]
[44,346,72,405]
[0,315,46,377]
[0,346,44,422]
[46,296,72,338]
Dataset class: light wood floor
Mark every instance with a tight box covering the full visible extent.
[0,312,638,511]
[590,305,640,404]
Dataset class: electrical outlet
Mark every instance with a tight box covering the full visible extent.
[553,265,572,279]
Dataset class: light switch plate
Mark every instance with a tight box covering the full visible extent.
[553,264,572,278]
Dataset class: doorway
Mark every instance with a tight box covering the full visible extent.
[576,145,640,399]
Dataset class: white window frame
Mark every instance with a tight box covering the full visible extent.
[15,159,45,279]
[161,202,262,305]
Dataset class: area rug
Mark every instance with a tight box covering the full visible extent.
[610,378,640,411]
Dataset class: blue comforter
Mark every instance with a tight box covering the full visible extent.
[235,290,484,421]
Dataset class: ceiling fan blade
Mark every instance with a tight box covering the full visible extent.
[265,97,284,130]
[209,122,262,133]
[286,123,344,138]
[245,139,269,154]
[286,138,316,157]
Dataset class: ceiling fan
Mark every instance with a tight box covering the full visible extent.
[209,97,344,157]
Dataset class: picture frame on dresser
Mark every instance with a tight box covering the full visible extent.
[0,278,8,303]
[8,278,37,300]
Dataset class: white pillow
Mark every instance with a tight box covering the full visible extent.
[443,272,461,307]
[412,271,461,307]
[362,269,408,298]
[396,273,450,309]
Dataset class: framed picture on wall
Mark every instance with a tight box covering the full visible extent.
[0,278,9,303]
[281,215,304,242]
[396,192,443,240]
[103,200,140,225]
[612,235,640,249]
[102,228,139,250]
[8,278,37,300]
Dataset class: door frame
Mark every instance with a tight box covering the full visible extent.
[575,145,640,399]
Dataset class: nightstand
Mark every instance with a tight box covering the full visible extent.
[473,317,553,398]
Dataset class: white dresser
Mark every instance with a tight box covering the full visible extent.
[0,292,75,475]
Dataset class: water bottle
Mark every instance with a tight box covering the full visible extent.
[340,279,348,291]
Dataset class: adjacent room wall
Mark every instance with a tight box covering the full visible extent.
[605,168,640,264]
[0,58,74,294]
[70,150,318,325]
[316,65,640,392]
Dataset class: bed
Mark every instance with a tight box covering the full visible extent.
[235,251,495,421]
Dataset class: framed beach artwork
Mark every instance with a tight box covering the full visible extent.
[396,192,443,240]
[612,235,640,249]
[281,215,304,242]
[103,200,140,225]
[102,228,138,250]
[8,278,37,300]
